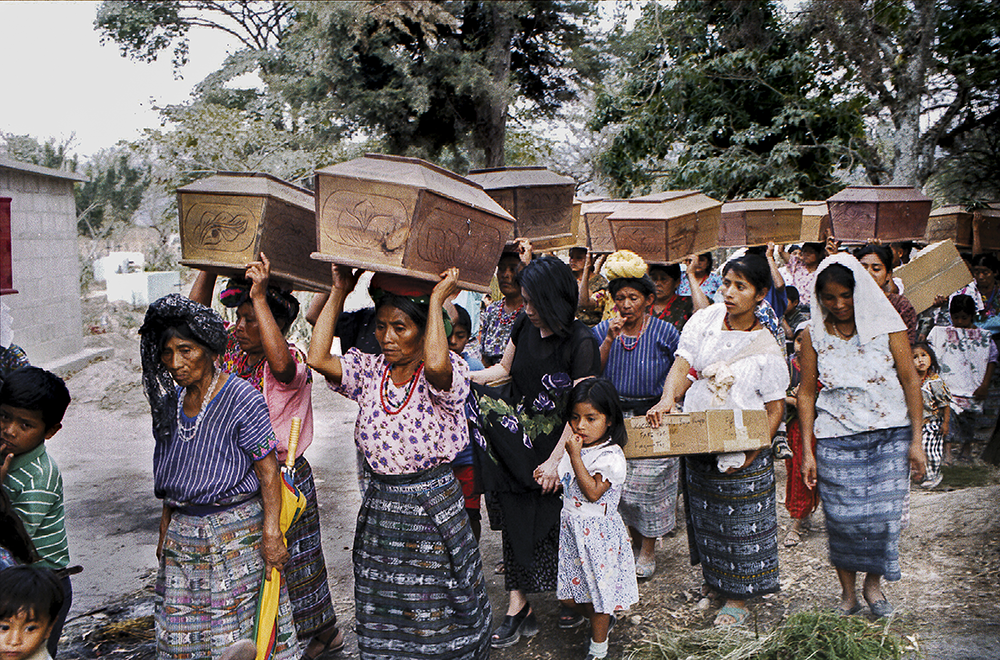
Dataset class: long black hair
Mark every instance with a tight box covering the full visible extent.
[568,377,627,447]
[815,263,855,296]
[517,255,579,337]
[722,254,772,295]
[852,244,893,271]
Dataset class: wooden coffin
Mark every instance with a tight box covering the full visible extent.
[582,199,630,253]
[177,172,330,292]
[826,186,931,242]
[607,191,721,263]
[798,201,832,243]
[314,154,515,293]
[0,198,15,295]
[925,205,1000,251]
[465,166,577,251]
[718,198,802,247]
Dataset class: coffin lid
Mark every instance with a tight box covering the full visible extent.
[799,201,828,216]
[582,199,632,214]
[466,166,575,189]
[827,185,931,204]
[607,192,721,220]
[316,154,514,221]
[722,198,802,213]
[176,171,313,209]
[631,190,704,202]
[930,204,1000,218]
[576,194,607,203]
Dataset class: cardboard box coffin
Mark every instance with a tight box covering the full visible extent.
[177,172,330,292]
[925,205,1000,251]
[607,191,721,263]
[624,409,771,458]
[799,201,832,243]
[894,240,974,314]
[826,186,931,242]
[465,167,577,251]
[314,154,515,293]
[718,198,803,247]
[582,200,630,253]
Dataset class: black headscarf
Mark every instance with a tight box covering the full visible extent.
[138,294,228,444]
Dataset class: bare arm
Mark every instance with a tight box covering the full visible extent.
[941,403,950,438]
[598,318,624,372]
[766,242,785,290]
[188,270,217,306]
[424,269,459,391]
[566,434,611,502]
[646,356,694,426]
[304,291,331,326]
[253,452,289,577]
[156,503,173,561]
[797,327,820,489]
[975,361,996,399]
[246,253,295,383]
[470,339,514,385]
[889,329,927,482]
[686,256,712,311]
[306,265,358,383]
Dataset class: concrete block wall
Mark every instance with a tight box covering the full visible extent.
[0,167,84,365]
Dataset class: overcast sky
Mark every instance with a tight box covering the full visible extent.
[0,0,238,159]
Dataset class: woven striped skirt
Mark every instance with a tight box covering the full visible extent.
[354,464,491,660]
[284,456,337,639]
[619,457,679,537]
[816,426,909,580]
[155,498,298,660]
[684,449,780,600]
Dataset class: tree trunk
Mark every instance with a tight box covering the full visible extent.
[474,2,514,168]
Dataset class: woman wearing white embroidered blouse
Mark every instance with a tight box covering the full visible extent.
[797,253,926,619]
[646,254,788,628]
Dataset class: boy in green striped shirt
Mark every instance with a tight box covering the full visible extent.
[1,367,72,659]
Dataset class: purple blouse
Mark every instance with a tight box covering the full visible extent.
[330,348,471,475]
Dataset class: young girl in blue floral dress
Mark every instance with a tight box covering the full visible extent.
[557,378,638,660]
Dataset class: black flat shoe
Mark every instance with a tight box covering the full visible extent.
[491,604,538,648]
[558,604,585,629]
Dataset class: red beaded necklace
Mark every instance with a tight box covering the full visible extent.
[617,315,647,351]
[380,362,424,415]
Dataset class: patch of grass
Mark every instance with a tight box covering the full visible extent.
[941,463,999,489]
[625,611,910,660]
[91,615,155,641]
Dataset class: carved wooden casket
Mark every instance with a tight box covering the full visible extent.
[798,201,832,243]
[581,199,629,254]
[177,172,330,291]
[313,154,515,293]
[826,186,931,242]
[465,167,577,251]
[606,191,721,263]
[718,198,802,247]
[925,204,1000,251]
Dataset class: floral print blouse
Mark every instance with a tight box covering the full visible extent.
[812,328,909,438]
[330,348,471,475]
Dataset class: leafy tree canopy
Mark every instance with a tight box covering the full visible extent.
[590,0,868,201]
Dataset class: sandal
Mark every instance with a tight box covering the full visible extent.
[635,557,656,579]
[866,598,894,618]
[301,625,345,660]
[491,604,538,648]
[838,603,864,616]
[713,605,750,627]
[783,529,802,547]
[494,561,506,575]
[558,604,585,629]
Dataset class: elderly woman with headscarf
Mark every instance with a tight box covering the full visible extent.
[139,294,297,660]
[308,266,491,660]
[469,255,601,646]
[797,254,926,618]
[592,251,681,579]
[189,254,343,658]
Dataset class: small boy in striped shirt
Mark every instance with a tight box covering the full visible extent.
[0,367,71,658]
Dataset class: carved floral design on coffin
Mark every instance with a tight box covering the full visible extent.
[322,191,411,255]
[184,200,259,253]
[408,200,505,284]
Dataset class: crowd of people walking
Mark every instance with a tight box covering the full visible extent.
[3,231,1000,660]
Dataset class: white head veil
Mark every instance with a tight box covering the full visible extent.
[808,252,905,344]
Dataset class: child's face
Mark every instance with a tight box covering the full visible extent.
[569,401,610,445]
[952,311,974,329]
[0,610,54,660]
[793,332,804,356]
[0,404,58,458]
[913,348,931,375]
[448,326,471,354]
